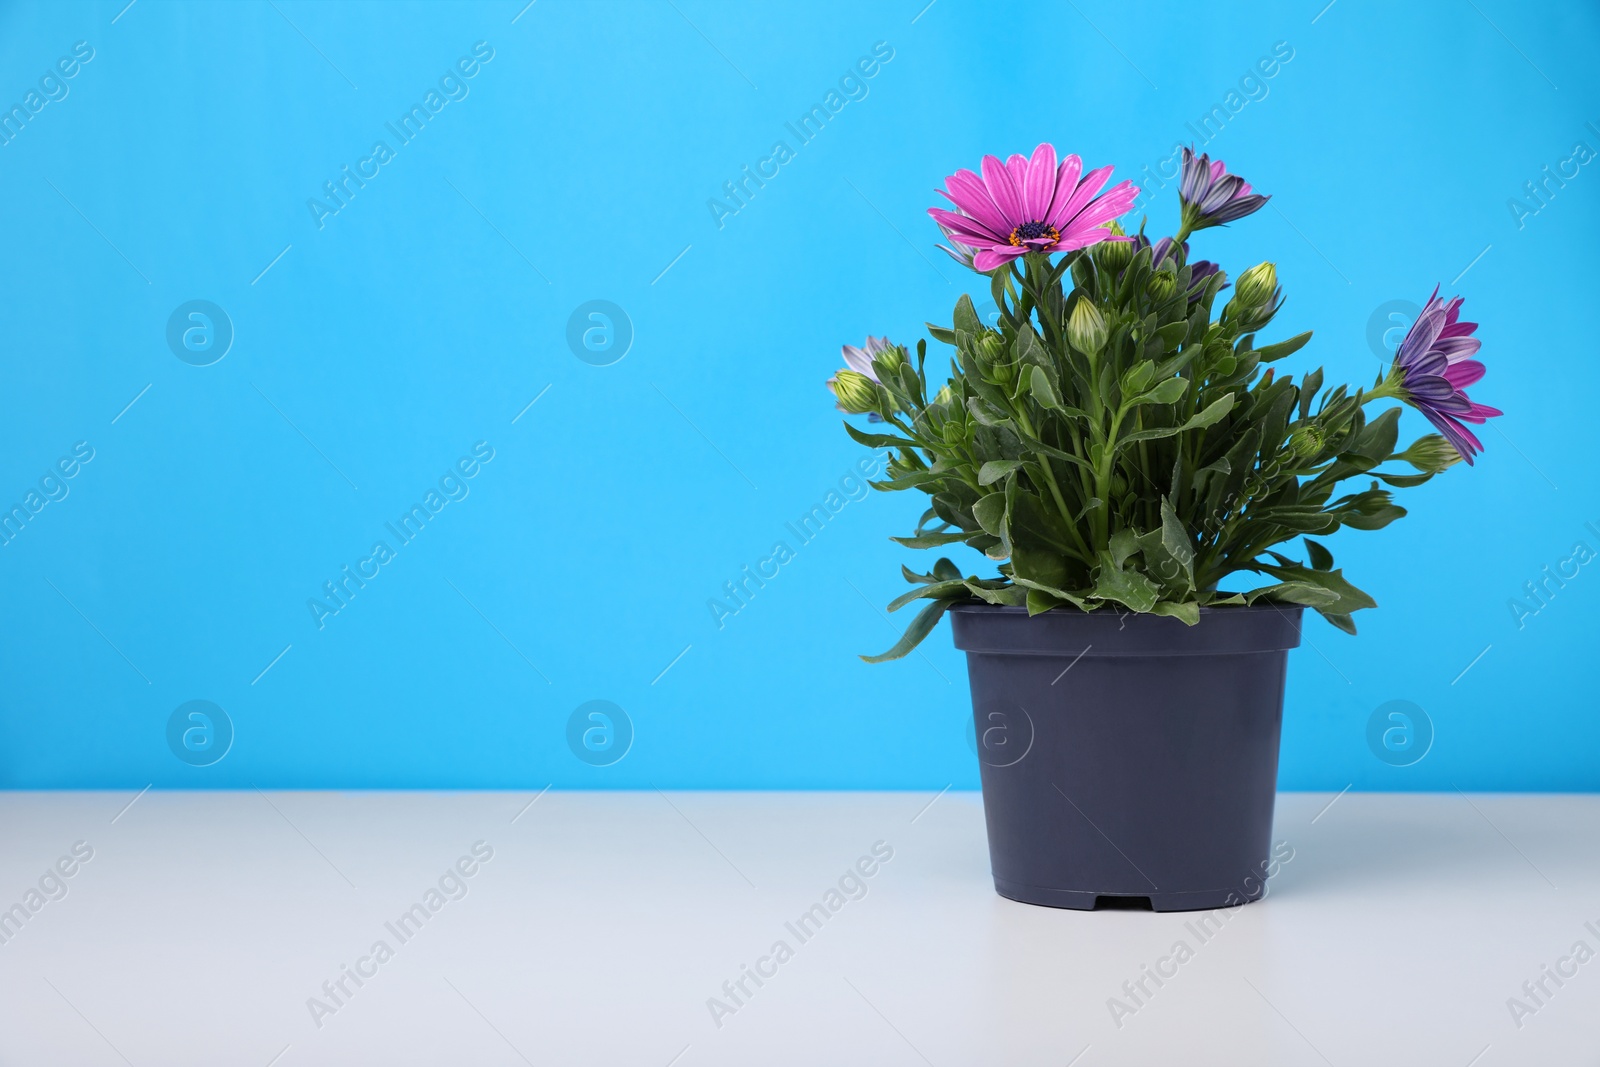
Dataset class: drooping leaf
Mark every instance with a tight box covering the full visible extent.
[861,598,957,663]
[887,580,966,612]
[1151,600,1200,625]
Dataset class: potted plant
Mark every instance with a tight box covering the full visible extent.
[828,143,1500,911]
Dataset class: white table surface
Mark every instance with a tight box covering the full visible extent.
[0,790,1595,1066]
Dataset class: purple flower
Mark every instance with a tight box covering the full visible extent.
[1391,289,1501,464]
[1178,147,1269,233]
[928,143,1138,273]
[828,336,895,421]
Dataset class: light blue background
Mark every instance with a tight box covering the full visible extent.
[0,0,1595,791]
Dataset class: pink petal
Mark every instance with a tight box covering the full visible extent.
[1044,154,1084,223]
[972,247,1022,272]
[1005,153,1031,210]
[1047,164,1114,230]
[928,207,1003,244]
[1442,360,1485,389]
[1059,179,1139,240]
[1460,401,1503,422]
[1021,143,1056,221]
[939,169,1010,235]
[981,154,1023,223]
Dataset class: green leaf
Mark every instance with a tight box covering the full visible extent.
[1028,365,1062,409]
[1156,321,1189,351]
[1092,566,1160,613]
[1121,361,1155,395]
[1342,406,1401,467]
[1108,528,1141,569]
[1118,393,1235,447]
[966,397,1010,426]
[1321,612,1358,635]
[952,295,981,336]
[1151,600,1200,625]
[1256,330,1313,362]
[1025,588,1062,615]
[1247,581,1340,609]
[888,531,972,549]
[932,557,962,581]
[861,598,956,663]
[1297,367,1324,419]
[972,493,1007,536]
[1138,378,1188,405]
[978,460,1023,486]
[888,580,966,612]
[1013,328,1049,369]
[1372,470,1433,488]
[964,581,1027,607]
[1156,498,1196,588]
[842,422,916,450]
[926,323,956,345]
[1251,562,1377,615]
[1305,538,1334,571]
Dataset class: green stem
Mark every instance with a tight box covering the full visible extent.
[1014,407,1094,561]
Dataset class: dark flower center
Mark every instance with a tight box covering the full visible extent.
[1007,221,1060,247]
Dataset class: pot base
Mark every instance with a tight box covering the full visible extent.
[993,877,1263,913]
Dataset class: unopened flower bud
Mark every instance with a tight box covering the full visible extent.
[972,332,1003,365]
[829,370,880,415]
[1234,262,1278,310]
[1146,271,1177,302]
[1398,434,1462,473]
[1092,222,1132,273]
[874,344,908,377]
[1067,300,1108,355]
[1288,425,1325,458]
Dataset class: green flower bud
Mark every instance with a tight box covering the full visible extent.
[1091,221,1132,273]
[1223,262,1279,331]
[874,344,908,378]
[830,369,880,415]
[934,384,954,406]
[972,332,1004,365]
[1288,425,1325,458]
[1398,434,1462,473]
[1235,262,1278,309]
[1146,271,1177,303]
[1066,300,1108,355]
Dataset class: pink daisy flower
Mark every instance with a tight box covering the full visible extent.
[927,143,1138,273]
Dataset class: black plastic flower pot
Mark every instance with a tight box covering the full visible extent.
[949,602,1303,912]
